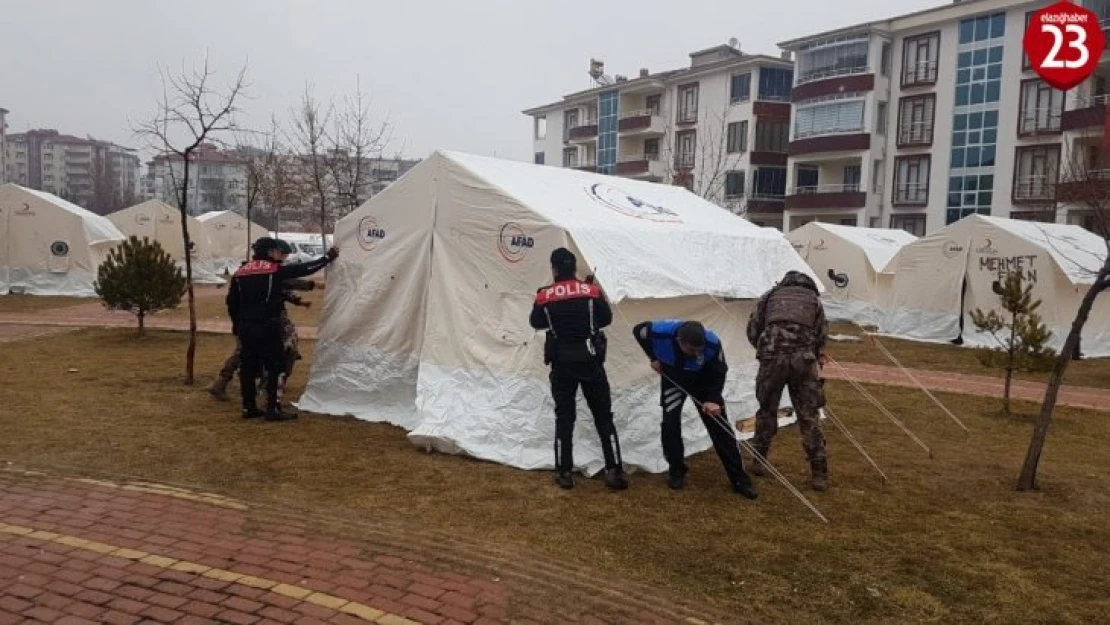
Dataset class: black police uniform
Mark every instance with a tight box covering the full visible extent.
[529,249,625,489]
[226,239,334,419]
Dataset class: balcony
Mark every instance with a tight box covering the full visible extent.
[1012,175,1057,204]
[753,101,791,119]
[785,183,867,210]
[901,61,939,88]
[897,122,934,148]
[1019,108,1063,136]
[617,109,665,135]
[892,183,929,207]
[1062,94,1108,132]
[789,133,871,157]
[566,122,598,143]
[1053,169,1110,203]
[792,73,874,102]
[615,156,665,180]
[570,160,597,172]
[747,190,787,214]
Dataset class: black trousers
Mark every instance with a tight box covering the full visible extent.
[660,377,750,486]
[238,320,284,411]
[550,361,621,472]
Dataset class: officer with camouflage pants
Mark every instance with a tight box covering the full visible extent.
[746,270,830,491]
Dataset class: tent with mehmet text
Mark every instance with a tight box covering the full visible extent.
[787,222,917,326]
[877,214,1110,357]
[299,150,819,475]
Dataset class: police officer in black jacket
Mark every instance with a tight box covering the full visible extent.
[530,248,627,491]
[227,237,338,421]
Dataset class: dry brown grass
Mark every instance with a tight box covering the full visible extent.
[160,286,323,327]
[0,329,1107,623]
[0,295,89,313]
[828,321,1110,389]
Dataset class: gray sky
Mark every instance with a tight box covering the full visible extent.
[1,0,937,162]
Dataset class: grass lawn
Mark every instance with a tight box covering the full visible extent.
[160,286,323,327]
[0,294,89,313]
[827,321,1110,389]
[0,329,1107,623]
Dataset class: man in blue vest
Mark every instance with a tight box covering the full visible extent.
[633,319,757,498]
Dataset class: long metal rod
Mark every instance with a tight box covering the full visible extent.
[823,406,888,483]
[868,335,971,437]
[827,355,934,458]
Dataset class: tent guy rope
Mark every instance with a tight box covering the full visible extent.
[867,334,971,437]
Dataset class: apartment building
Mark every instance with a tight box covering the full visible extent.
[524,45,796,228]
[5,129,140,210]
[777,0,1108,235]
[0,108,8,185]
[146,144,248,215]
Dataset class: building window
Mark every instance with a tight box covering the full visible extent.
[793,97,865,139]
[955,44,1004,107]
[795,33,870,84]
[872,160,884,193]
[1019,79,1064,135]
[839,217,858,226]
[727,121,748,153]
[902,32,940,86]
[730,73,751,103]
[1022,11,1034,71]
[677,84,699,123]
[1013,145,1060,203]
[597,89,619,174]
[959,12,1006,44]
[894,155,930,205]
[843,165,861,192]
[646,94,662,115]
[890,213,927,236]
[563,109,579,139]
[753,167,787,199]
[757,67,793,101]
[755,119,789,152]
[796,166,819,192]
[880,42,892,76]
[725,171,746,198]
[534,152,545,165]
[897,94,936,146]
[534,117,547,140]
[562,147,578,168]
[675,130,697,168]
[876,102,888,135]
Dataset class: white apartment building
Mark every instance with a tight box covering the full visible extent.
[524,45,796,228]
[778,0,1109,235]
[147,144,248,215]
[0,108,8,185]
[5,129,140,211]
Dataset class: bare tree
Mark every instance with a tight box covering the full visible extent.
[134,56,248,385]
[661,109,748,214]
[1016,129,1110,490]
[90,153,124,216]
[327,76,393,217]
[288,86,334,246]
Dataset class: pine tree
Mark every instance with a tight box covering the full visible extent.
[95,236,187,337]
[970,270,1055,415]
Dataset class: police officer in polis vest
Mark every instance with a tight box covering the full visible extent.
[227,237,338,421]
[529,248,628,491]
[746,270,830,492]
[633,319,757,499]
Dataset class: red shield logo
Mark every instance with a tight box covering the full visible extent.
[1023,1,1106,91]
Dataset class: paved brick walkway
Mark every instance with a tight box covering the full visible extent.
[825,361,1110,412]
[0,470,719,624]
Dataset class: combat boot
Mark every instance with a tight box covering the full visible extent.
[811,459,829,492]
[264,406,297,422]
[603,467,628,491]
[751,446,770,477]
[208,376,231,401]
[667,467,686,490]
[732,477,758,500]
[556,472,575,489]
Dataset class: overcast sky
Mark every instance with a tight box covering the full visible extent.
[1,0,938,163]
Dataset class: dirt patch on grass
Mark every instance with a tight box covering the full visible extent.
[827,321,1110,389]
[0,295,90,313]
[0,329,1107,623]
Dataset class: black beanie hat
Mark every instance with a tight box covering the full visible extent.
[550,247,577,275]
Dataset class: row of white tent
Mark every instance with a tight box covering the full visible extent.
[787,218,1110,358]
[0,183,271,296]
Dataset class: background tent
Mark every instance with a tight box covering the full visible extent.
[787,222,916,326]
[108,200,223,284]
[196,210,268,273]
[878,214,1110,357]
[0,183,125,296]
[299,150,817,475]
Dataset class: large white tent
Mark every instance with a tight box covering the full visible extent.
[878,214,1110,357]
[787,222,917,326]
[196,211,269,274]
[108,200,223,284]
[299,150,818,475]
[0,183,125,296]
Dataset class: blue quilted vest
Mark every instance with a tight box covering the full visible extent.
[650,320,721,372]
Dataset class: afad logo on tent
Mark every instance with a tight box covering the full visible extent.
[358,216,386,251]
[584,182,682,223]
[135,213,152,225]
[942,239,965,258]
[498,222,533,263]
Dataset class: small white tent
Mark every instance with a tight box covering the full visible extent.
[300,150,817,474]
[196,211,269,273]
[0,184,125,296]
[787,222,917,325]
[108,200,223,284]
[878,214,1110,357]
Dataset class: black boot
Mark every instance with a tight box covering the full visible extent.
[667,466,687,490]
[603,467,628,491]
[265,405,297,422]
[751,445,770,477]
[811,458,829,492]
[732,476,758,500]
[556,472,575,489]
[242,407,263,419]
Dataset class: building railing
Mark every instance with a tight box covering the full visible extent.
[1019,108,1063,134]
[902,61,938,85]
[1013,175,1056,200]
[566,119,598,130]
[674,152,696,169]
[619,109,659,119]
[749,190,787,201]
[897,122,934,145]
[893,183,929,204]
[795,64,869,86]
[793,124,866,140]
[791,183,862,195]
[756,93,792,103]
